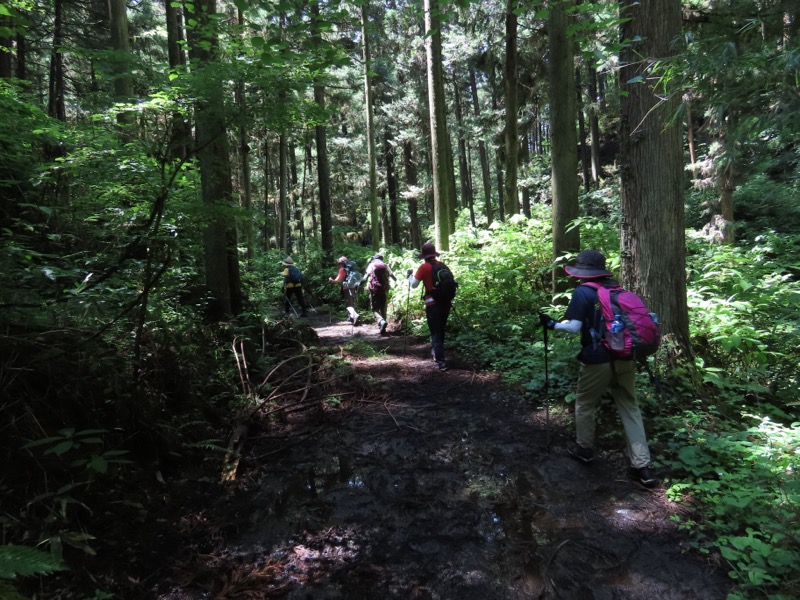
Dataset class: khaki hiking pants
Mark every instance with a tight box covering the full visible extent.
[575,360,651,469]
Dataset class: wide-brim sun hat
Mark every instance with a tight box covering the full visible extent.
[564,249,613,279]
[417,242,440,259]
[282,256,294,266]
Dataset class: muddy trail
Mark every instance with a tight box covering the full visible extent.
[54,313,733,599]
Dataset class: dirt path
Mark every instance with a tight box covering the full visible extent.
[72,313,734,599]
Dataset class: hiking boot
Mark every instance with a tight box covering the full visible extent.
[379,320,387,334]
[628,465,658,488]
[436,361,448,372]
[567,443,594,464]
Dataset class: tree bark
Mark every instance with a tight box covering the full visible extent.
[384,131,400,243]
[164,0,190,161]
[48,0,66,121]
[619,0,690,354]
[403,140,422,249]
[503,0,519,218]
[549,1,580,292]
[424,0,451,250]
[362,3,380,250]
[588,65,601,185]
[469,66,493,224]
[186,0,241,317]
[0,16,12,79]
[310,0,333,265]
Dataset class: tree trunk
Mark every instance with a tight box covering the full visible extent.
[424,0,451,250]
[278,132,289,253]
[619,0,690,355]
[310,0,333,265]
[576,67,591,193]
[384,131,400,244]
[686,97,697,181]
[470,66,493,224]
[588,65,601,185]
[362,3,380,250]
[48,0,66,121]
[520,131,531,217]
[503,0,519,218]
[453,76,473,220]
[0,16,12,79]
[403,140,422,249]
[549,1,580,292]
[164,0,190,161]
[186,0,240,317]
[109,0,133,103]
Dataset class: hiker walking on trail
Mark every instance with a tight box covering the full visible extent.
[281,257,307,317]
[539,249,658,488]
[408,242,457,372]
[329,256,361,325]
[362,253,396,335]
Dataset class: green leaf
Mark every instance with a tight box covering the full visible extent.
[0,545,67,579]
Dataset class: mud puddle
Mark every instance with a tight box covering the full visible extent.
[146,314,731,599]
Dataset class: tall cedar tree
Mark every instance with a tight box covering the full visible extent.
[619,0,690,354]
[549,0,580,291]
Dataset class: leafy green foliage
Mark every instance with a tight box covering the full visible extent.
[0,544,66,579]
[659,414,800,595]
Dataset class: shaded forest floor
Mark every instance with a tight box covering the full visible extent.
[36,311,733,599]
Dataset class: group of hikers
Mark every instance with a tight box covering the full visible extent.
[281,245,659,488]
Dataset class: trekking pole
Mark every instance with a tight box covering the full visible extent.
[543,322,551,451]
[402,278,411,357]
[283,293,299,317]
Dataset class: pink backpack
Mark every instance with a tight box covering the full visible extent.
[582,281,661,360]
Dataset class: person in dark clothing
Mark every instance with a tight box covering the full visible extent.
[281,257,307,317]
[408,242,451,371]
[540,249,657,487]
[362,253,396,334]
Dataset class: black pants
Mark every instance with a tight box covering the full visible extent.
[284,286,306,315]
[425,302,450,362]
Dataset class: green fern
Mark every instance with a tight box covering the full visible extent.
[0,544,66,579]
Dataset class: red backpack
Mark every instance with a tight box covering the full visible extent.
[582,281,661,360]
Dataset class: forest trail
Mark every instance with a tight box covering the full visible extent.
[48,312,733,599]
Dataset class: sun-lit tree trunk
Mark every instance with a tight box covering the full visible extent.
[362,3,380,250]
[453,76,474,226]
[685,94,697,181]
[310,0,333,265]
[278,132,289,253]
[588,65,601,185]
[503,0,519,218]
[619,0,690,355]
[424,0,451,249]
[185,0,241,317]
[549,0,580,292]
[576,67,591,193]
[109,0,133,104]
[384,131,400,243]
[470,66,493,224]
[520,131,531,217]
[403,140,422,249]
[234,7,254,262]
